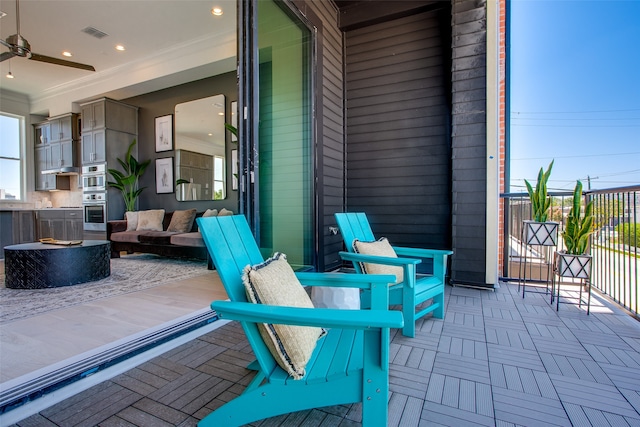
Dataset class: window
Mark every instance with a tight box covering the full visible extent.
[214,155,225,200]
[0,113,24,201]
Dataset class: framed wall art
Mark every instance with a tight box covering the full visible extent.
[155,114,173,152]
[155,157,174,194]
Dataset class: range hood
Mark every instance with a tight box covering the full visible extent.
[41,166,80,175]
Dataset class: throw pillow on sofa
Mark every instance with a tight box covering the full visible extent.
[167,208,197,233]
[203,208,218,217]
[125,211,139,231]
[136,209,165,231]
[218,208,234,216]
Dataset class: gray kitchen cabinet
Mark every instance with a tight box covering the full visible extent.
[80,98,138,165]
[65,210,83,240]
[34,113,79,189]
[37,210,66,240]
[36,210,83,240]
[81,131,106,164]
[34,146,56,191]
[81,100,106,132]
[49,113,78,144]
[34,122,50,146]
[0,210,36,258]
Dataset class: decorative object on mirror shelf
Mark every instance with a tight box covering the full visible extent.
[155,114,173,152]
[175,178,190,196]
[155,157,174,194]
[556,180,595,279]
[107,139,151,212]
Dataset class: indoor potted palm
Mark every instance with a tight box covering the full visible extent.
[556,180,595,279]
[107,140,151,212]
[523,160,558,246]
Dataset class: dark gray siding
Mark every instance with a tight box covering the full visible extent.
[451,0,488,285]
[301,1,345,271]
[344,11,452,251]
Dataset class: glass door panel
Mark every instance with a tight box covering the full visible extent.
[254,0,314,270]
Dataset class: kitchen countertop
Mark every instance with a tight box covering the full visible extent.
[1,207,82,211]
[36,207,83,210]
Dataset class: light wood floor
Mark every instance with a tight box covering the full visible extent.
[0,258,227,384]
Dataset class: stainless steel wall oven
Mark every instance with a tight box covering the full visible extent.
[82,164,108,231]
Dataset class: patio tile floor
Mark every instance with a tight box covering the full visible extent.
[9,281,640,426]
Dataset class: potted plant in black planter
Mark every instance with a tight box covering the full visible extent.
[523,160,558,246]
[557,180,595,279]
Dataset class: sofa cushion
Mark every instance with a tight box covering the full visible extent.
[110,231,145,243]
[167,209,197,233]
[138,231,177,245]
[203,209,218,217]
[170,232,204,247]
[125,211,138,231]
[136,209,165,231]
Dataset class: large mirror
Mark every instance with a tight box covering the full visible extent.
[174,94,226,201]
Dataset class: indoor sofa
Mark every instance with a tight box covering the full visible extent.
[107,208,232,269]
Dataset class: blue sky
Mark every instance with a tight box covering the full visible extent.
[509,0,640,192]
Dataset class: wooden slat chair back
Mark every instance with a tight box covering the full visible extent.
[335,212,453,337]
[196,215,403,426]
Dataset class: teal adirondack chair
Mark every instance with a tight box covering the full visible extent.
[196,215,403,427]
[335,212,453,338]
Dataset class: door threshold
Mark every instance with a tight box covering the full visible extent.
[0,308,225,424]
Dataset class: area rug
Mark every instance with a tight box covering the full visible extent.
[0,254,210,324]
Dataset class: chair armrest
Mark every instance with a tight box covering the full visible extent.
[339,251,421,267]
[392,247,453,259]
[211,300,404,330]
[107,220,127,238]
[295,272,396,289]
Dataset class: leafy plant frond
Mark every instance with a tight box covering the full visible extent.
[225,123,238,137]
[562,180,595,255]
[525,160,554,222]
[107,139,148,212]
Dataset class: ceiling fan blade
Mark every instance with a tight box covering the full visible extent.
[29,53,95,71]
[0,51,16,62]
[0,39,12,49]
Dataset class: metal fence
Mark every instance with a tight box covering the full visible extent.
[502,185,639,319]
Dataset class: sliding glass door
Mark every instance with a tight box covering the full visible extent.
[239,0,315,270]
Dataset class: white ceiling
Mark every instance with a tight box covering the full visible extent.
[0,0,237,116]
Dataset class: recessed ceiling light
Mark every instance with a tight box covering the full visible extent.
[115,45,126,51]
[0,11,7,19]
[212,7,223,16]
[208,133,213,136]
[62,51,72,57]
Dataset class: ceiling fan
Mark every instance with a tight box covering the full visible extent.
[0,0,95,71]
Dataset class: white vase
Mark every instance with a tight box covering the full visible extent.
[523,220,559,246]
[311,286,361,310]
[556,252,592,279]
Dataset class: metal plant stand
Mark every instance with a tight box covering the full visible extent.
[518,221,559,299]
[551,251,592,314]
